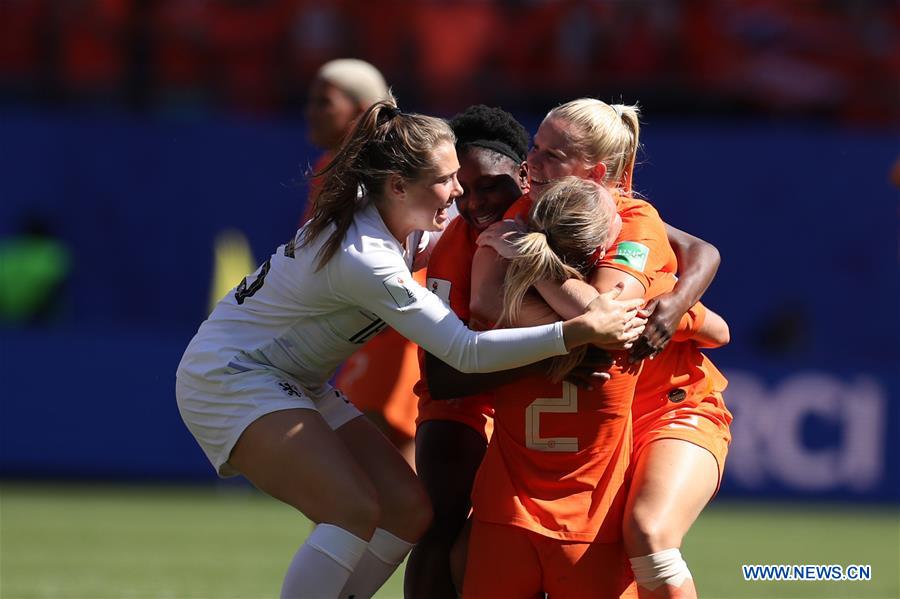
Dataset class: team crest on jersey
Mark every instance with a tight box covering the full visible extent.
[278,380,302,398]
[610,241,650,272]
[383,273,419,308]
[427,277,452,305]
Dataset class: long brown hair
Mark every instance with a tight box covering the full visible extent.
[500,177,617,381]
[299,93,455,269]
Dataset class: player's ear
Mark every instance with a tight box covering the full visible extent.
[387,173,406,198]
[588,162,607,183]
[517,161,529,191]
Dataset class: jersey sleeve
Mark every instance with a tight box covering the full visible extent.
[599,200,674,291]
[332,245,569,373]
[672,301,709,342]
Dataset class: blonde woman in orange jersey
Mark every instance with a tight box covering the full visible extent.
[472,99,730,599]
[462,177,638,598]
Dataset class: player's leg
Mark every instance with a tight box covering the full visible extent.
[462,520,543,599]
[337,328,419,469]
[335,414,433,598]
[623,438,719,599]
[449,517,472,592]
[228,408,379,599]
[404,420,488,599]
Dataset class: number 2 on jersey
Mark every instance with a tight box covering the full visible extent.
[525,382,579,452]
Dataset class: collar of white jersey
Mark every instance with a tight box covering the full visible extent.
[358,201,424,265]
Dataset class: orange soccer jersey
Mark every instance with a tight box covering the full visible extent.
[466,193,677,597]
[505,193,731,481]
[414,216,495,440]
[475,194,676,541]
[465,369,639,599]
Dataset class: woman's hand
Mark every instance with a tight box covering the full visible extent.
[628,292,686,362]
[475,219,525,259]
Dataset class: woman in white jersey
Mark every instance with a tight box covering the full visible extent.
[175,96,647,599]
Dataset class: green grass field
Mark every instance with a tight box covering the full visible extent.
[1,483,897,599]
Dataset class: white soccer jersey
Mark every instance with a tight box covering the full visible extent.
[176,202,568,396]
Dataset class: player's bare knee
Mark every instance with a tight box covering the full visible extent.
[330,479,381,540]
[624,510,682,555]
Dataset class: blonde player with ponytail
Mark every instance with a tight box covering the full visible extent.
[462,177,642,598]
[472,98,731,599]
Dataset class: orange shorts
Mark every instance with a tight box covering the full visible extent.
[633,388,732,489]
[416,395,494,442]
[463,519,637,599]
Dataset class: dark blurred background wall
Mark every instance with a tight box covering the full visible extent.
[0,0,898,502]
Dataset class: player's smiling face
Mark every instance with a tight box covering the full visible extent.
[401,140,462,233]
[456,146,528,232]
[528,117,597,196]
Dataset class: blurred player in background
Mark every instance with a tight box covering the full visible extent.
[176,97,647,599]
[305,59,420,466]
[476,99,730,599]
[404,104,532,598]
[305,58,389,210]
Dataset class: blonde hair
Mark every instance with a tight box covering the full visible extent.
[547,98,640,194]
[300,93,455,269]
[500,177,616,381]
[316,59,388,107]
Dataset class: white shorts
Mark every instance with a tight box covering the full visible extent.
[175,369,362,477]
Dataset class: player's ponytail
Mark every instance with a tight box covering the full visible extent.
[547,99,641,195]
[500,231,578,328]
[499,177,616,381]
[611,104,640,195]
[300,93,455,269]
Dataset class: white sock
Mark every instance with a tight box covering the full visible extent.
[281,523,368,599]
[340,528,415,599]
[630,548,693,591]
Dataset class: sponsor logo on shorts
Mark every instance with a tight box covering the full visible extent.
[610,241,650,272]
[668,388,687,403]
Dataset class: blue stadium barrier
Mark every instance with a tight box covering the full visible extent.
[1,110,897,501]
